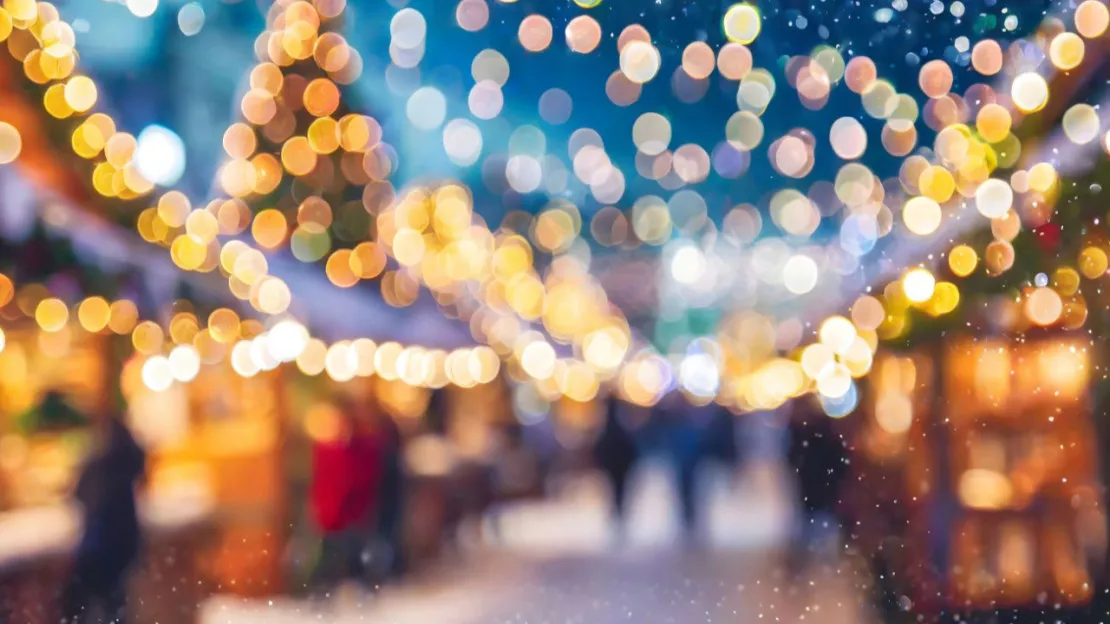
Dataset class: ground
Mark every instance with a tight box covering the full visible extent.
[199,461,880,624]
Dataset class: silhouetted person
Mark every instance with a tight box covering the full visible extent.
[785,400,850,572]
[308,399,383,594]
[649,395,710,540]
[62,409,146,624]
[702,406,741,470]
[594,397,639,532]
[371,403,405,581]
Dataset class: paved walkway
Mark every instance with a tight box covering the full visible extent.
[200,462,878,624]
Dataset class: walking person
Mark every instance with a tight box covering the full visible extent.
[784,399,851,574]
[61,401,147,624]
[308,397,384,597]
[370,399,405,582]
[593,395,640,540]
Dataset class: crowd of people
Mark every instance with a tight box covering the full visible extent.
[54,382,879,622]
[592,394,853,556]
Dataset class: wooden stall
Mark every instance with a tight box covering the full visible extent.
[0,328,217,623]
[858,334,1106,619]
[0,326,106,510]
[122,357,288,596]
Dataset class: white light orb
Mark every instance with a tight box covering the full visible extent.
[135,125,186,186]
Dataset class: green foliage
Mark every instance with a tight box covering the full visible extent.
[14,392,89,434]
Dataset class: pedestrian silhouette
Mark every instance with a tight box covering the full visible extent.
[593,396,639,535]
[61,406,146,623]
[785,399,850,572]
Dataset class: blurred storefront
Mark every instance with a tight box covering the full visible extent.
[857,334,1107,619]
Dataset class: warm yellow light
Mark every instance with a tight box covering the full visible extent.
[296,338,328,376]
[325,341,356,382]
[520,340,557,380]
[800,343,834,379]
[903,196,942,236]
[108,300,139,335]
[902,268,936,303]
[1079,247,1109,280]
[816,363,852,398]
[1025,287,1063,326]
[208,308,241,343]
[63,75,97,112]
[1048,32,1085,71]
[723,3,761,44]
[927,282,960,316]
[948,244,978,277]
[818,315,856,355]
[132,320,165,355]
[35,298,69,332]
[77,296,111,332]
[0,122,21,164]
[141,355,174,392]
[1075,0,1110,38]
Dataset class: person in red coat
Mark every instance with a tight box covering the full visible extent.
[308,397,385,594]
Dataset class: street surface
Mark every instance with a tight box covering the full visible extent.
[201,461,878,624]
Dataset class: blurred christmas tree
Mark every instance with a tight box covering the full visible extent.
[15,390,88,434]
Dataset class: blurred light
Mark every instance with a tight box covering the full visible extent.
[177,3,204,36]
[818,316,856,355]
[783,254,818,294]
[325,341,357,382]
[903,196,941,236]
[35,298,68,332]
[1063,104,1100,145]
[168,345,200,382]
[619,40,661,84]
[250,336,280,371]
[520,340,556,380]
[875,392,913,433]
[136,125,186,186]
[679,352,719,399]
[670,245,707,284]
[1076,0,1110,38]
[141,356,174,392]
[407,86,447,131]
[374,342,403,380]
[268,320,310,362]
[231,341,259,378]
[352,338,377,376]
[1011,72,1048,113]
[391,8,427,49]
[820,379,858,417]
[443,118,482,166]
[723,3,761,44]
[816,362,852,398]
[1025,287,1063,326]
[0,123,22,165]
[975,179,1013,219]
[296,339,328,376]
[513,383,549,425]
[948,245,978,277]
[902,268,936,303]
[800,343,835,379]
[959,469,1013,510]
[126,0,158,18]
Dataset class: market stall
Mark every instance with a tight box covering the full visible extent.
[121,356,287,596]
[0,326,217,623]
[858,334,1106,620]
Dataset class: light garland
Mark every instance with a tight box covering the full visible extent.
[0,271,502,392]
[0,0,1104,412]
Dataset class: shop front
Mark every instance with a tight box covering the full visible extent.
[858,334,1106,621]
